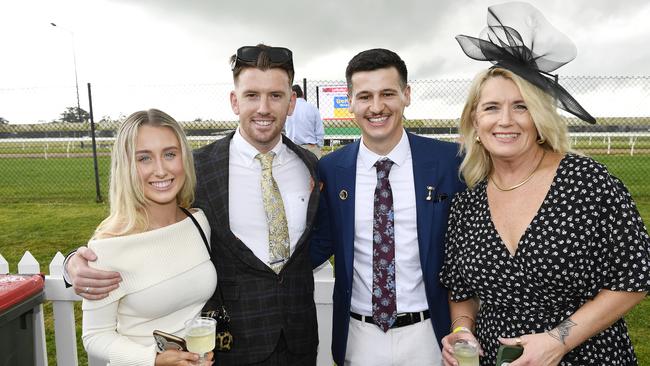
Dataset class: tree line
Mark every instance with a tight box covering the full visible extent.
[1,106,90,125]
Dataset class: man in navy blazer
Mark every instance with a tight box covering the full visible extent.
[310,49,465,365]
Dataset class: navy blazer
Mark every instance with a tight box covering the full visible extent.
[310,131,465,365]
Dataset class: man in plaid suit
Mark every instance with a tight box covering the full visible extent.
[65,44,320,365]
[193,44,320,365]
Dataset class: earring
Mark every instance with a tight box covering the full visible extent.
[475,135,482,144]
[537,136,546,145]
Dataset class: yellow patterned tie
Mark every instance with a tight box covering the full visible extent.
[256,152,290,273]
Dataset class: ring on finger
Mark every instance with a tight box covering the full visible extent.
[515,337,522,346]
[84,287,91,294]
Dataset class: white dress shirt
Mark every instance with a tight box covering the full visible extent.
[350,130,428,315]
[229,129,311,268]
[285,98,325,147]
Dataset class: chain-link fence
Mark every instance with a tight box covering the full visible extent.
[1,76,649,204]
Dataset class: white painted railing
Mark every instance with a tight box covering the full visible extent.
[0,252,335,366]
[3,131,649,157]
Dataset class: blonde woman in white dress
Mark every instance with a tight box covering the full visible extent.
[81,109,217,366]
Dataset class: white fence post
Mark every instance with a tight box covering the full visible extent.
[0,254,8,274]
[48,252,80,366]
[17,251,48,366]
[313,262,334,366]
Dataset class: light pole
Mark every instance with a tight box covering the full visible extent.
[50,22,82,122]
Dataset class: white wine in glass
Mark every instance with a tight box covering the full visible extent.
[185,317,216,364]
[453,339,479,366]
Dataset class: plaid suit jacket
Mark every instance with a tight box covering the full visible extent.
[193,131,320,365]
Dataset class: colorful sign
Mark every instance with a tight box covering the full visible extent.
[318,86,354,120]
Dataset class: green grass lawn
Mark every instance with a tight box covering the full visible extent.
[0,157,111,203]
[592,155,650,200]
[1,202,108,366]
[0,153,648,365]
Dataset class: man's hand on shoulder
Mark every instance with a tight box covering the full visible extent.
[66,246,122,300]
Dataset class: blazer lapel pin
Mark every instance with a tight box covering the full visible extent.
[426,186,434,201]
[339,189,348,200]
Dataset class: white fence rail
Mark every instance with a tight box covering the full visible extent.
[2,131,650,157]
[0,251,335,366]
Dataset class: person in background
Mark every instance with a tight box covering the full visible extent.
[284,84,325,158]
[440,3,650,365]
[310,48,466,365]
[67,44,320,366]
[82,109,216,366]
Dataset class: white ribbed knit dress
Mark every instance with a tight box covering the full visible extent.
[82,209,217,366]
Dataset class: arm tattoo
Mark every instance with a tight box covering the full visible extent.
[547,318,577,345]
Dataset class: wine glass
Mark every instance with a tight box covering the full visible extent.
[184,316,216,365]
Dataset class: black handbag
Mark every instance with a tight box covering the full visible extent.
[181,207,233,352]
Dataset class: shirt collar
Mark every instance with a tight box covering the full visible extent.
[232,127,287,167]
[358,129,410,171]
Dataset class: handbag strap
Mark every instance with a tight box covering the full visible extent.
[179,207,226,305]
[179,206,210,254]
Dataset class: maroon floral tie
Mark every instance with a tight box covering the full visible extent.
[372,158,396,332]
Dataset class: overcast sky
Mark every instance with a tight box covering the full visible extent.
[1,0,649,122]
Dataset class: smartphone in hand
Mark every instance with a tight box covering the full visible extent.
[495,345,523,365]
[153,330,187,353]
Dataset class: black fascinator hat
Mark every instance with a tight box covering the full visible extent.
[456,1,596,124]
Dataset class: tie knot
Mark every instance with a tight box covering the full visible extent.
[374,158,394,177]
[256,151,276,170]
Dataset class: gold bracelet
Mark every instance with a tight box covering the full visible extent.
[450,315,475,331]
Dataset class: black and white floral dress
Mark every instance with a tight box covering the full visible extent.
[441,154,650,365]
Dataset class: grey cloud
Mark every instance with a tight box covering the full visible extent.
[410,54,449,79]
[111,0,459,62]
[109,0,650,78]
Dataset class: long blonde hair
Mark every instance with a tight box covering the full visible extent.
[94,109,196,238]
[459,68,571,188]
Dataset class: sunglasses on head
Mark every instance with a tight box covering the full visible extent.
[231,46,293,71]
